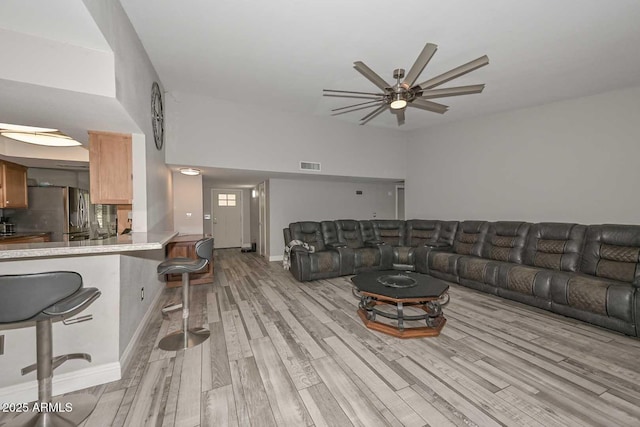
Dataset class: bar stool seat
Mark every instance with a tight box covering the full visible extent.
[157,237,213,351]
[0,271,101,427]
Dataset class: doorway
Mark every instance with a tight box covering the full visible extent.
[258,182,267,257]
[211,189,243,248]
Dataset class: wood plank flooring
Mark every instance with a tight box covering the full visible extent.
[2,249,640,426]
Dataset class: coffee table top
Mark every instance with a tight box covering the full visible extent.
[351,270,449,300]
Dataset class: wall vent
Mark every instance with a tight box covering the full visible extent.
[300,161,321,172]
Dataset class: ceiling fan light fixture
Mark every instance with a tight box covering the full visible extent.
[390,94,407,110]
[179,167,201,176]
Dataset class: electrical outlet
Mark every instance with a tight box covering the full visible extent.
[141,287,144,301]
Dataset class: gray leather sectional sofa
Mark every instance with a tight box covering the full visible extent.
[283,219,640,337]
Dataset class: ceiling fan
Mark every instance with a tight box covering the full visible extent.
[324,43,489,126]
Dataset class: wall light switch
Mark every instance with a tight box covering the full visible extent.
[204,214,211,220]
[186,212,192,217]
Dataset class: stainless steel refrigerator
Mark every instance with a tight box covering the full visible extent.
[11,186,91,241]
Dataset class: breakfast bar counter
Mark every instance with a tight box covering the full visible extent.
[0,231,178,260]
[0,231,178,404]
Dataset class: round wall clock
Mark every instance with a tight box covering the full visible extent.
[151,81,164,150]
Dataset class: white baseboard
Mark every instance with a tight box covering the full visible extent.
[119,287,165,373]
[269,255,283,262]
[0,362,121,404]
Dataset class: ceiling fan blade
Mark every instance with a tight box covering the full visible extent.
[409,99,449,114]
[331,99,385,112]
[360,104,390,125]
[331,104,382,116]
[323,89,386,96]
[418,84,485,99]
[401,43,438,90]
[395,109,405,126]
[415,55,489,90]
[323,94,385,100]
[353,61,391,91]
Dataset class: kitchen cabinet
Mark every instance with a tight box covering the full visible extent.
[89,131,132,204]
[0,160,28,208]
[164,235,214,288]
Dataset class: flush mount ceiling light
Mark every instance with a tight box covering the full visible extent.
[179,167,201,176]
[324,42,488,126]
[0,123,81,147]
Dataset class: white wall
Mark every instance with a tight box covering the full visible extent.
[0,27,114,97]
[173,171,204,234]
[165,91,407,180]
[269,178,398,259]
[119,250,165,360]
[83,0,173,232]
[406,85,640,224]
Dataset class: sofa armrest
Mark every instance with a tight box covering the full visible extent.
[291,245,311,253]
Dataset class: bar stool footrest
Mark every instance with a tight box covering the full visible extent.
[21,353,92,376]
[158,327,210,351]
[161,302,183,319]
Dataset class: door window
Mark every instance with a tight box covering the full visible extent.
[217,193,237,207]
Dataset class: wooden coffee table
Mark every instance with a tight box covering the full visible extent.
[351,270,450,338]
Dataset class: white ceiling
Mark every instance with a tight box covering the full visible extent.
[120,0,640,131]
[3,1,640,181]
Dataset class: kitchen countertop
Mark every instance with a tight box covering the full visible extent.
[0,231,178,260]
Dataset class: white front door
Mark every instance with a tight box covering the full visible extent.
[212,189,242,248]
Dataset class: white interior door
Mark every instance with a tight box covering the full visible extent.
[212,189,242,248]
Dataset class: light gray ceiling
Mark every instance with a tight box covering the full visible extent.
[120,0,640,131]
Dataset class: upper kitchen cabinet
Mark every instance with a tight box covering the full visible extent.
[0,160,28,208]
[89,131,132,204]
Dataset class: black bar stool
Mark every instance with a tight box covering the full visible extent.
[157,237,213,351]
[0,271,101,427]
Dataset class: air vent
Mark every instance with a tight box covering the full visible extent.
[300,161,321,172]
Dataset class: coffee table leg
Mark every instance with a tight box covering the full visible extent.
[425,301,443,327]
[397,302,404,330]
[359,295,375,320]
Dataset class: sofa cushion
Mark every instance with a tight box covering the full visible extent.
[580,224,640,284]
[335,220,365,248]
[289,222,326,251]
[481,221,530,263]
[558,274,635,323]
[405,220,439,247]
[452,221,489,256]
[372,220,406,246]
[523,223,586,271]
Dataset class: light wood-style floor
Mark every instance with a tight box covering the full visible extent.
[3,249,640,427]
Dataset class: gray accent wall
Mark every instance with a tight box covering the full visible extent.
[406,85,640,224]
[269,178,398,259]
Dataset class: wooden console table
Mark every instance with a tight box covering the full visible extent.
[164,234,214,288]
